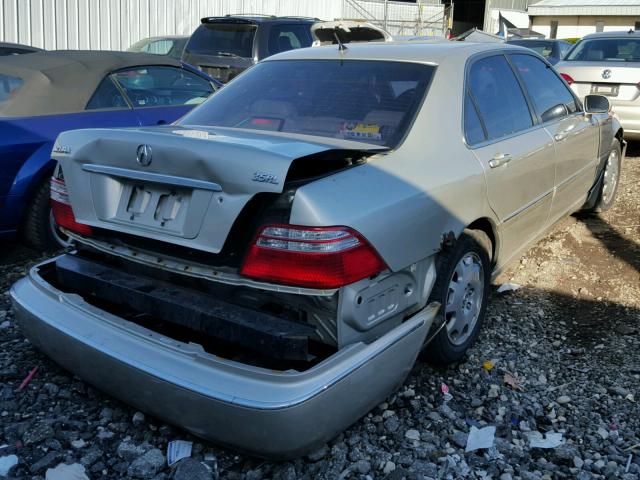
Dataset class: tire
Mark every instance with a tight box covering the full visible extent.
[588,140,622,214]
[22,179,69,251]
[423,229,492,365]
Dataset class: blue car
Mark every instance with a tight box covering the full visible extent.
[0,50,220,250]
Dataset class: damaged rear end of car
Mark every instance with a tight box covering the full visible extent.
[11,120,439,457]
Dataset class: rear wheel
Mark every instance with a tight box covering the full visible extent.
[423,229,492,364]
[588,141,621,213]
[22,179,70,251]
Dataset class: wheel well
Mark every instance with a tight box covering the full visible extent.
[466,218,496,262]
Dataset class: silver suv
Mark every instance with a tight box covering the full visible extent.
[556,30,640,139]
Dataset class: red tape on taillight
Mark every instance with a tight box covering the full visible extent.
[50,177,92,236]
[240,224,387,289]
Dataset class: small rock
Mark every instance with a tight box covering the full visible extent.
[31,452,63,474]
[23,421,55,446]
[353,460,371,474]
[596,427,609,440]
[71,439,87,449]
[488,385,500,398]
[117,440,147,461]
[132,411,146,426]
[405,429,421,441]
[0,321,10,329]
[306,444,329,462]
[556,395,571,404]
[383,461,396,474]
[128,448,165,479]
[172,458,212,480]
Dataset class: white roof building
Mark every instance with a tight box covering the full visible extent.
[527,0,640,39]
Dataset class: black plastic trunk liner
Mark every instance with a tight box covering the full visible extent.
[55,254,316,361]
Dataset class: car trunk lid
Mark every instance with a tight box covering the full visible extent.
[557,61,640,103]
[54,125,383,254]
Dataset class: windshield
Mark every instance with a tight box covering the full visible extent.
[179,59,434,148]
[128,38,176,55]
[566,38,640,62]
[509,40,554,58]
[185,22,257,58]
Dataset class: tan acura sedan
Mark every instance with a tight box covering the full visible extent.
[12,41,624,457]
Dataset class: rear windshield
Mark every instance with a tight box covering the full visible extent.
[185,22,257,58]
[509,40,554,58]
[180,59,434,148]
[566,38,640,62]
[128,38,176,55]
[0,74,24,106]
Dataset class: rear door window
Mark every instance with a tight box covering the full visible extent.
[111,66,214,108]
[267,24,313,56]
[510,53,578,123]
[467,55,533,141]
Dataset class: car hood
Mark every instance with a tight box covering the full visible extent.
[53,125,385,254]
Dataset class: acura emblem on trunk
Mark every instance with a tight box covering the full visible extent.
[136,145,152,166]
[602,69,612,80]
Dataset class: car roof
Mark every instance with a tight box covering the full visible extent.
[265,41,530,65]
[581,30,640,40]
[0,50,187,117]
[200,15,318,24]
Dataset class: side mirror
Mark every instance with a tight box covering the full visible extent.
[584,94,610,114]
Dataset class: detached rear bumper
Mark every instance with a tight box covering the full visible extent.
[10,258,436,458]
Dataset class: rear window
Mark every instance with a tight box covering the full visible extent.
[180,59,434,148]
[509,40,554,58]
[185,22,257,58]
[0,74,24,105]
[566,38,640,62]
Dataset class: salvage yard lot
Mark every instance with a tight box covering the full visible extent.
[0,152,638,479]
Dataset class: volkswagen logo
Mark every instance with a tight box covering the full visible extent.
[136,144,152,167]
[601,69,612,80]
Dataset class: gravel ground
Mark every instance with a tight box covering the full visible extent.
[1,151,639,479]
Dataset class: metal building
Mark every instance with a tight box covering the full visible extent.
[0,0,445,51]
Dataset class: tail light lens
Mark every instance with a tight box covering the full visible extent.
[50,176,92,236]
[240,224,387,289]
[560,73,574,85]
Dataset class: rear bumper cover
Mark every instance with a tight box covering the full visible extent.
[10,258,436,458]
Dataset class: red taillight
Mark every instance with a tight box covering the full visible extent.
[560,73,574,85]
[50,177,92,236]
[240,224,387,289]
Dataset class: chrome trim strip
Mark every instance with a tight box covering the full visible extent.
[555,160,597,191]
[82,164,222,192]
[502,190,553,224]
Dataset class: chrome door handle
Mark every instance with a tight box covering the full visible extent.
[489,153,512,168]
[554,133,567,141]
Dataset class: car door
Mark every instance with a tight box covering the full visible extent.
[110,66,215,126]
[465,53,556,263]
[509,53,599,223]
